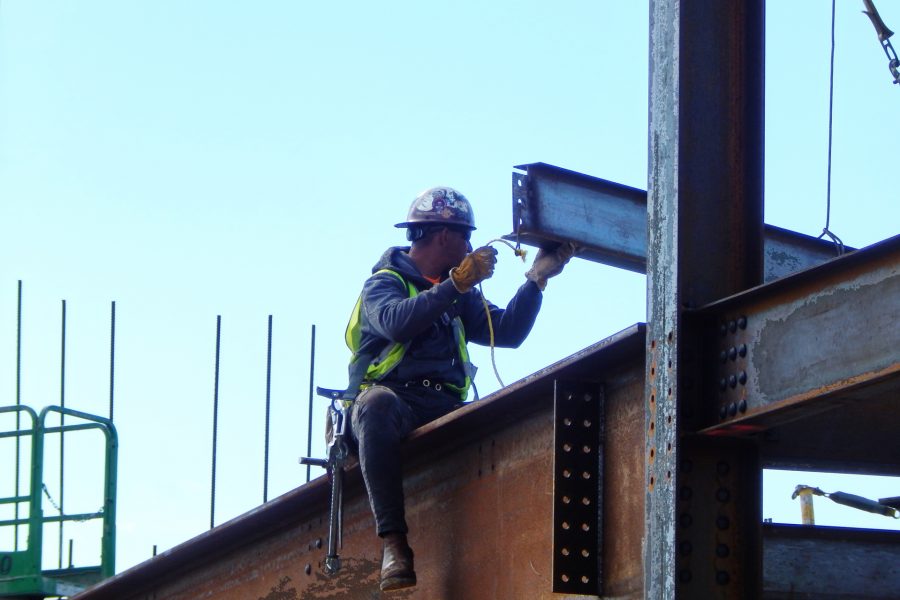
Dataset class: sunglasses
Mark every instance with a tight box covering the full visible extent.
[446,227,472,242]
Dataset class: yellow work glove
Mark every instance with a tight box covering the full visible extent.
[450,246,498,293]
[525,242,577,291]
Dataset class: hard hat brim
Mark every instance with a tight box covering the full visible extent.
[395,221,476,230]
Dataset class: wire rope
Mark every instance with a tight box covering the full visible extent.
[819,0,845,255]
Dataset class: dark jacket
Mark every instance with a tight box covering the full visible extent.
[355,246,543,394]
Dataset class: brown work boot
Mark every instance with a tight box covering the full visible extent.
[380,532,416,591]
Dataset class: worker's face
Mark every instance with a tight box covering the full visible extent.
[444,227,472,269]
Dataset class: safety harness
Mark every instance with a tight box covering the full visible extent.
[344,269,474,402]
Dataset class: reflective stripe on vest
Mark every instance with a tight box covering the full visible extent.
[345,268,471,400]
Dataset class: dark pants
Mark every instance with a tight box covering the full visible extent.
[350,384,461,537]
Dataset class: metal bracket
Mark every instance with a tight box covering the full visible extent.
[552,380,604,595]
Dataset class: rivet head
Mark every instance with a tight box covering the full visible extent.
[728,403,737,417]
[738,316,747,330]
[680,486,693,501]
[716,487,731,502]
[739,399,748,413]
[738,344,747,358]
[717,461,730,476]
[679,569,693,583]
[729,375,737,388]
[728,347,737,361]
[315,538,323,549]
[719,405,728,420]
[739,371,747,385]
[719,323,728,337]
[716,543,730,558]
[719,350,728,363]
[305,564,312,575]
[680,513,693,528]
[717,570,730,585]
[679,541,693,556]
[719,378,728,392]
[716,515,731,530]
[728,320,737,334]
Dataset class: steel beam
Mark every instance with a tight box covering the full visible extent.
[646,0,765,598]
[510,162,848,281]
[763,524,900,598]
[72,327,649,600]
[698,234,900,442]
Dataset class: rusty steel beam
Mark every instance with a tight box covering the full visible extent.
[758,388,900,475]
[510,162,848,281]
[646,0,765,598]
[699,234,900,443]
[762,524,900,599]
[72,327,648,600]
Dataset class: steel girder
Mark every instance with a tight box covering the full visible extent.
[763,524,900,598]
[697,234,900,474]
[510,163,848,281]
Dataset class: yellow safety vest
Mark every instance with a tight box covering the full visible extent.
[345,269,472,400]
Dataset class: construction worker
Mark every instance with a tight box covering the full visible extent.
[347,186,576,591]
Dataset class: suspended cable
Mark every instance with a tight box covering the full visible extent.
[819,0,845,255]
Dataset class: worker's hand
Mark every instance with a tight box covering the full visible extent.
[525,242,578,291]
[450,246,498,293]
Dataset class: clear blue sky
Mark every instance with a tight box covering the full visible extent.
[1,1,897,576]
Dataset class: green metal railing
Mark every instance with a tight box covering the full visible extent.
[0,405,117,599]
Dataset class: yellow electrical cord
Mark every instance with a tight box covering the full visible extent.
[479,238,528,388]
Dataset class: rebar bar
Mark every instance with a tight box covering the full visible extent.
[264,315,273,503]
[210,315,221,529]
[306,324,316,483]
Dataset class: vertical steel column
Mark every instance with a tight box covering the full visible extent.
[646,0,765,598]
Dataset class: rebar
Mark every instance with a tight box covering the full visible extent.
[210,315,221,529]
[264,315,273,503]
[109,301,116,422]
[58,299,67,568]
[15,280,22,550]
[306,324,316,483]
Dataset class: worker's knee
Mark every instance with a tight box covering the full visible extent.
[352,386,407,433]
[355,386,397,414]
